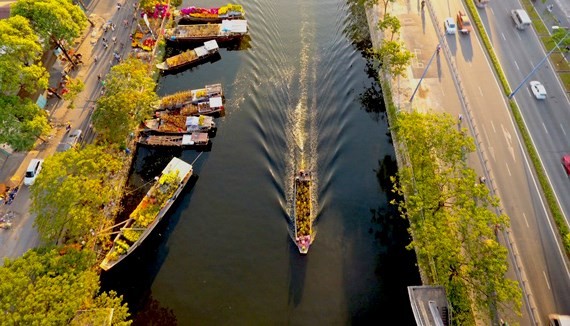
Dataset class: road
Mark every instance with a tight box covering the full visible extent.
[426,0,570,323]
[478,0,570,319]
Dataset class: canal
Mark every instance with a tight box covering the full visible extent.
[101,0,421,324]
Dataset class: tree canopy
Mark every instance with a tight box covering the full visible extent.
[372,39,414,77]
[392,111,522,325]
[0,15,48,94]
[31,145,125,243]
[11,0,87,44]
[92,58,158,144]
[0,95,50,151]
[0,246,131,325]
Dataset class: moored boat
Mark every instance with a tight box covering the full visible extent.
[137,132,210,147]
[177,3,245,24]
[156,40,220,71]
[293,170,312,254]
[143,115,216,134]
[159,83,223,110]
[100,157,193,271]
[165,19,248,43]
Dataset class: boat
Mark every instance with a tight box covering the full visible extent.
[165,19,248,43]
[177,3,245,24]
[143,115,216,134]
[137,132,210,147]
[159,83,223,110]
[157,97,224,118]
[156,40,220,71]
[100,157,193,271]
[293,170,312,254]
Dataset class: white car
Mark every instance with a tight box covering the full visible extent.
[529,81,547,99]
[444,17,457,34]
[56,129,82,152]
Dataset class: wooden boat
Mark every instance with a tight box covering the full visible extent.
[143,115,216,134]
[100,157,193,271]
[177,4,245,24]
[157,96,224,118]
[293,170,312,254]
[156,40,220,71]
[159,83,223,110]
[165,20,248,43]
[137,133,210,147]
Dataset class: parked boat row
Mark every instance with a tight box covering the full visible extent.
[100,157,193,271]
[165,19,248,43]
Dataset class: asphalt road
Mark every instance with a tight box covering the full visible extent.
[478,0,570,319]
[428,0,570,323]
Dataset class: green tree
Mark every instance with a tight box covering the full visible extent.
[0,246,98,325]
[93,58,158,144]
[11,0,87,65]
[31,145,124,243]
[372,40,414,77]
[0,15,48,94]
[392,111,521,325]
[70,291,131,326]
[377,13,400,41]
[0,95,51,151]
[552,28,570,54]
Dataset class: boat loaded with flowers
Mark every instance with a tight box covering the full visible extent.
[177,3,245,24]
[100,157,193,271]
[165,19,248,43]
[159,83,223,110]
[144,115,216,134]
[137,133,210,148]
[293,170,312,254]
[156,40,220,71]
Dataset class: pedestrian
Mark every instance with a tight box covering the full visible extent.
[97,74,101,80]
[436,44,441,54]
[93,55,98,63]
[421,0,425,10]
[102,37,107,43]
[120,42,124,50]
[112,36,117,44]
[479,176,486,184]
[458,113,463,122]
[117,2,121,10]
[547,4,553,12]
[123,19,129,27]
[103,41,108,49]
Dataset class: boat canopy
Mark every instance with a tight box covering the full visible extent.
[204,40,219,51]
[186,115,213,127]
[221,19,248,33]
[210,97,223,108]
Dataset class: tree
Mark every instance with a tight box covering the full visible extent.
[372,40,414,77]
[392,111,522,325]
[552,28,570,54]
[0,15,48,94]
[359,0,396,18]
[31,145,124,243]
[0,95,51,151]
[0,246,131,325]
[377,13,401,41]
[93,58,158,144]
[70,291,131,326]
[0,246,99,325]
[11,0,88,65]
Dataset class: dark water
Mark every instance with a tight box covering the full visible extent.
[101,0,420,324]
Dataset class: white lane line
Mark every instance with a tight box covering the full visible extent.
[514,60,520,71]
[543,271,551,290]
[490,120,496,133]
[505,162,512,176]
[543,122,549,134]
[501,32,506,41]
[482,125,496,161]
[522,212,530,228]
[479,86,484,96]
[517,33,522,41]
[561,123,567,136]
[490,7,495,16]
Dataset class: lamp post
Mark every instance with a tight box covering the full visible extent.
[410,44,441,103]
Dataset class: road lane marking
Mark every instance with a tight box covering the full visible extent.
[501,32,506,41]
[514,60,520,71]
[561,123,567,136]
[517,33,522,41]
[505,162,512,176]
[482,125,496,161]
[543,271,551,290]
[543,122,549,134]
[522,212,529,228]
[490,120,496,133]
[490,7,495,16]
[479,86,483,96]
[501,124,516,162]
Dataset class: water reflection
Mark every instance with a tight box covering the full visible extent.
[132,295,178,325]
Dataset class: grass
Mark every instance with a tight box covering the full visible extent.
[466,0,570,253]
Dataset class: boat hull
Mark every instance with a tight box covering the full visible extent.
[178,16,244,24]
[293,170,312,254]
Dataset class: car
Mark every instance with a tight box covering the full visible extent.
[562,156,570,176]
[529,81,547,99]
[24,159,44,186]
[457,10,473,34]
[56,129,82,152]
[444,17,457,34]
